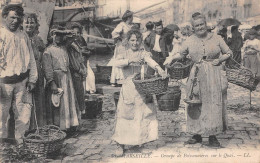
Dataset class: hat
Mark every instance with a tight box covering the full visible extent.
[2,3,24,17]
[50,25,65,35]
[51,88,64,107]
[154,20,163,27]
[68,22,82,31]
[122,10,133,20]
[247,29,257,36]
[165,24,179,32]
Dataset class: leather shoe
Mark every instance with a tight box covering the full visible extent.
[185,134,202,144]
[208,135,221,147]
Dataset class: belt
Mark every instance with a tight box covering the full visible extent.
[0,70,29,84]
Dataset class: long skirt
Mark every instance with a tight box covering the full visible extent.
[71,72,86,112]
[30,63,46,129]
[46,70,80,130]
[244,54,260,78]
[185,61,228,136]
[112,77,158,145]
[108,42,124,84]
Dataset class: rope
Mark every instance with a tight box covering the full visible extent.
[32,94,39,135]
[95,21,115,29]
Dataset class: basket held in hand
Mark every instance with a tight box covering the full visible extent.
[226,67,259,91]
[168,58,193,80]
[132,73,169,95]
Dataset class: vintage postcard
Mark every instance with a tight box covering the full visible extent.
[0,0,259,162]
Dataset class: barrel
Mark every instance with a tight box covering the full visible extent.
[157,86,181,111]
[114,92,120,107]
[83,94,103,119]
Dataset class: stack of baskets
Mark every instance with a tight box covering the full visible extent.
[23,125,66,158]
[226,67,259,91]
[132,73,169,95]
[168,58,193,80]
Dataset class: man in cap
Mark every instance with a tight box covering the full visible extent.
[0,4,37,143]
[144,20,170,75]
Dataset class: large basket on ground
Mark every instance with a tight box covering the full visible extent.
[132,73,169,95]
[226,67,259,91]
[168,58,193,80]
[23,125,66,158]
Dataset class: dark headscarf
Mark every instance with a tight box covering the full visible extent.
[122,10,133,22]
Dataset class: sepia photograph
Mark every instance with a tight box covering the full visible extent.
[0,0,259,162]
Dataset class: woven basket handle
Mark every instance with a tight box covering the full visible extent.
[26,134,44,140]
[42,125,61,132]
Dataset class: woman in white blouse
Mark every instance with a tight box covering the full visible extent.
[112,30,167,152]
[108,10,134,86]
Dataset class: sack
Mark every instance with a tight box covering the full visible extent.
[85,60,96,93]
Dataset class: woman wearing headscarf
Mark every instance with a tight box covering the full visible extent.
[164,13,232,147]
[23,13,46,129]
[112,30,167,152]
[42,26,80,131]
[108,10,134,86]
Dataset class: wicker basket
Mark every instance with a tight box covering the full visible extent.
[132,73,169,95]
[226,67,259,91]
[168,58,193,80]
[23,125,66,158]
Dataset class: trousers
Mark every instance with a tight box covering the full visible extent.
[0,78,32,143]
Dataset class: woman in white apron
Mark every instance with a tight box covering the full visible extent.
[108,10,134,86]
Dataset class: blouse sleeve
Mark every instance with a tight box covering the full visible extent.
[42,48,54,85]
[25,34,38,83]
[143,51,159,69]
[112,22,124,39]
[218,35,233,56]
[179,39,189,57]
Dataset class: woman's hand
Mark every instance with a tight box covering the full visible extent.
[156,65,168,79]
[26,82,35,92]
[212,59,221,66]
[50,81,59,94]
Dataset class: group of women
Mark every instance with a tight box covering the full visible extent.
[17,9,259,153]
[12,13,90,134]
[110,11,234,152]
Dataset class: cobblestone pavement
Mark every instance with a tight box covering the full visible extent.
[49,82,260,163]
